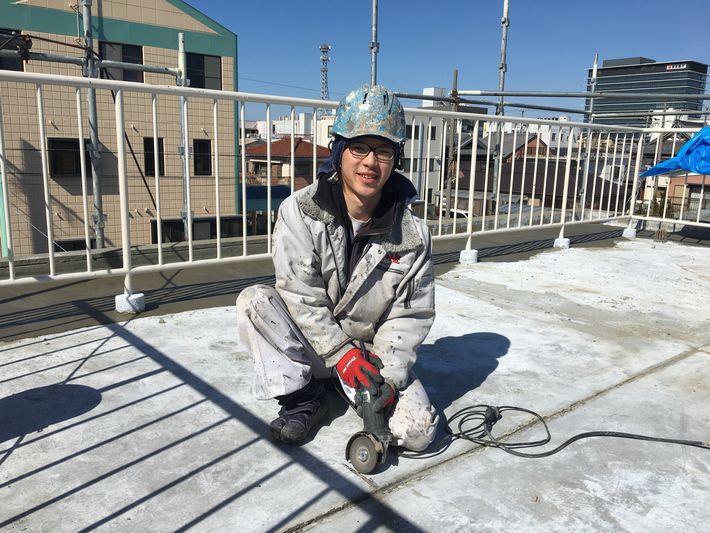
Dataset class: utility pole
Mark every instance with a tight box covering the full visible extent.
[81,0,104,248]
[177,33,190,242]
[370,0,379,85]
[491,0,510,214]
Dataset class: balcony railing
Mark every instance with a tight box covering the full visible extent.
[0,70,707,297]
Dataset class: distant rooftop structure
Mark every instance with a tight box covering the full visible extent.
[586,57,709,128]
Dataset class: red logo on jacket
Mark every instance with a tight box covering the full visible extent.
[385,253,401,264]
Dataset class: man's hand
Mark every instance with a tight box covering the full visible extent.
[372,382,397,413]
[336,347,383,392]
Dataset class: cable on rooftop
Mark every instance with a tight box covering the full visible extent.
[398,404,710,460]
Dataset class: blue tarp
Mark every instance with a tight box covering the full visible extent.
[641,126,710,177]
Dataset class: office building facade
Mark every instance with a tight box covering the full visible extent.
[585,57,708,127]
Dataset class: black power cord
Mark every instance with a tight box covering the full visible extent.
[399,404,710,459]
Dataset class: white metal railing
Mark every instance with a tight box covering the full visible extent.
[0,71,706,298]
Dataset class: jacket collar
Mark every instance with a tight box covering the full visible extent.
[298,172,423,254]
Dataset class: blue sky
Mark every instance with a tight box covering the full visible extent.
[186,0,710,117]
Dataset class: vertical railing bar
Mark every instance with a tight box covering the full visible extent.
[550,126,563,223]
[528,128,541,227]
[436,120,448,237]
[465,120,479,246]
[613,134,628,216]
[517,128,529,228]
[696,174,706,223]
[621,134,635,216]
[678,172,688,221]
[213,98,221,259]
[481,125,492,231]
[266,104,273,254]
[559,128,574,225]
[539,129,551,226]
[597,132,611,220]
[571,129,583,221]
[422,118,432,224]
[240,101,248,256]
[452,119,463,234]
[662,133,679,220]
[580,128,593,221]
[75,87,92,272]
[494,127,505,230]
[505,126,518,229]
[589,133,602,221]
[36,84,55,276]
[152,93,163,265]
[181,93,193,262]
[605,133,619,217]
[408,117,416,185]
[0,96,15,280]
[646,133,662,218]
[290,106,295,192]
[312,109,317,191]
[114,89,133,292]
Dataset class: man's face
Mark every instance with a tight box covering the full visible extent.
[340,136,396,207]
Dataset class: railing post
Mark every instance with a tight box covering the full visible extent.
[0,96,15,276]
[114,89,145,313]
[623,133,645,239]
[554,130,574,249]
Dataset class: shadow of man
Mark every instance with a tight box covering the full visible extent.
[415,332,510,416]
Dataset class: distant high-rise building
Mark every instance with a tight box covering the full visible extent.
[585,57,708,127]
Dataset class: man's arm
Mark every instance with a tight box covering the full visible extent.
[272,196,355,364]
[371,218,435,388]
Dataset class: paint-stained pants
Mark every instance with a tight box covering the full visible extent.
[236,284,439,451]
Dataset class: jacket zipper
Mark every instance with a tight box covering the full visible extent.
[404,277,415,309]
[325,227,344,299]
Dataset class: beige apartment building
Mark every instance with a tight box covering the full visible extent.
[0,0,238,256]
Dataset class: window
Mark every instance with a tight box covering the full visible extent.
[143,137,165,176]
[405,124,436,140]
[99,42,143,82]
[193,139,212,175]
[0,29,23,71]
[48,138,90,177]
[186,53,221,90]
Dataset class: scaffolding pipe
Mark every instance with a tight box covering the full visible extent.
[370,0,379,85]
[82,0,105,248]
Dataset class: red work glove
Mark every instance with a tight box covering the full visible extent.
[335,347,384,392]
[372,382,397,413]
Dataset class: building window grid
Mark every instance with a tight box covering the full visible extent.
[48,138,90,178]
[99,42,144,83]
[193,139,212,176]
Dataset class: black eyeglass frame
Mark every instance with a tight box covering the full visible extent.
[345,140,397,162]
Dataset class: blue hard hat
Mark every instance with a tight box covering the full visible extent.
[332,84,406,144]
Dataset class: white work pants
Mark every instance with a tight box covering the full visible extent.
[236,284,438,451]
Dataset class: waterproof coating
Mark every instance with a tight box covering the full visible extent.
[332,84,407,144]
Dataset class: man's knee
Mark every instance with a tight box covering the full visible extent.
[390,402,439,452]
[236,284,277,315]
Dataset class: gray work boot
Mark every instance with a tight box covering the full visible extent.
[270,380,329,444]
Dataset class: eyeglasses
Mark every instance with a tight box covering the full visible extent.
[346,141,397,162]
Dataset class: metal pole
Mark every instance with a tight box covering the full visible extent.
[370,0,379,85]
[177,33,190,240]
[588,53,598,122]
[497,0,510,118]
[81,0,104,248]
[445,69,458,215]
[492,0,510,214]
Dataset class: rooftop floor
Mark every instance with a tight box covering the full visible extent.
[1,237,709,531]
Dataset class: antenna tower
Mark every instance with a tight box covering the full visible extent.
[319,43,331,116]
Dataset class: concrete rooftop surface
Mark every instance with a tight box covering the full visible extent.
[1,237,709,532]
